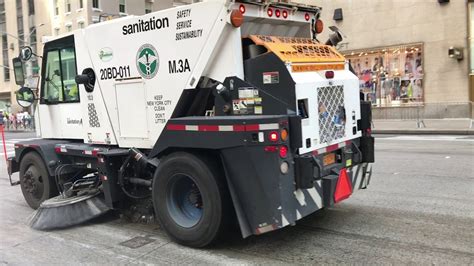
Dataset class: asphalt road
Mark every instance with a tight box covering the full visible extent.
[0,132,473,265]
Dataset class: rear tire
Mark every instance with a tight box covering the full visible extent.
[19,152,57,209]
[152,152,230,248]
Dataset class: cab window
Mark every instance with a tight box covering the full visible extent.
[41,46,78,103]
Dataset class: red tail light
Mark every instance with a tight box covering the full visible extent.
[325,71,334,79]
[267,8,273,17]
[269,131,279,142]
[275,9,281,18]
[282,10,288,19]
[304,13,310,21]
[279,145,288,158]
[239,4,246,14]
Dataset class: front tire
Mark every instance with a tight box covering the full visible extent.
[19,152,57,209]
[152,152,230,248]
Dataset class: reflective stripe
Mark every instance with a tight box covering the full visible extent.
[185,125,199,131]
[313,140,351,155]
[218,125,234,131]
[166,123,281,132]
[258,123,279,130]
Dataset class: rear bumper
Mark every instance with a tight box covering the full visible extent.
[222,137,373,238]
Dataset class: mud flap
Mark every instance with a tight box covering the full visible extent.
[360,163,372,189]
[7,157,20,186]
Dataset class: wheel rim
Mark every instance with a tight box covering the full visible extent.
[23,164,44,200]
[166,174,203,228]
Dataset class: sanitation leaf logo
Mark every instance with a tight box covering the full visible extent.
[136,44,159,79]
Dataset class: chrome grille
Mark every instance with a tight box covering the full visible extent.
[318,85,346,144]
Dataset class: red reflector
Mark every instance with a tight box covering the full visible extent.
[275,9,281,18]
[167,124,185,131]
[239,4,246,14]
[282,10,288,19]
[264,146,278,152]
[279,145,288,158]
[305,13,310,21]
[269,131,279,142]
[334,168,353,203]
[54,147,61,153]
[267,8,273,17]
[325,71,334,79]
[92,149,100,157]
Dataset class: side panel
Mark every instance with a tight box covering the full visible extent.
[115,80,148,139]
[75,30,118,145]
[292,66,362,154]
[81,2,229,149]
[38,104,83,139]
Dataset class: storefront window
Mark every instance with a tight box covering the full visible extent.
[344,44,424,107]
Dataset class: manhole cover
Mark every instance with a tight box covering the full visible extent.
[119,236,155,249]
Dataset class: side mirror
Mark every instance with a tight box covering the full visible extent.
[19,46,33,61]
[12,57,25,86]
[16,87,35,108]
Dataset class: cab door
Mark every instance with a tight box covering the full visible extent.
[37,35,83,139]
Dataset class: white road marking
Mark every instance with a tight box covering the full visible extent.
[0,138,39,156]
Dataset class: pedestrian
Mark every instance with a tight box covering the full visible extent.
[0,111,4,128]
[22,112,27,129]
[9,114,15,130]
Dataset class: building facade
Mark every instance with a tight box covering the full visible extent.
[295,0,472,119]
[1,0,472,119]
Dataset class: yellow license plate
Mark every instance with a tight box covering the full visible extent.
[323,153,336,166]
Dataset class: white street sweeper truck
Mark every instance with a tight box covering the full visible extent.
[9,0,374,247]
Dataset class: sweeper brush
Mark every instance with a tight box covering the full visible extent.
[28,192,110,230]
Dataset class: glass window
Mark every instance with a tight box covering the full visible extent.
[145,2,152,14]
[66,25,72,32]
[65,0,71,12]
[54,0,59,15]
[0,2,7,81]
[344,43,424,107]
[43,50,63,102]
[61,47,78,101]
[78,21,84,29]
[2,34,9,81]
[119,0,125,13]
[42,48,78,103]
[92,0,99,9]
[79,0,83,9]
[16,0,24,47]
[28,0,34,15]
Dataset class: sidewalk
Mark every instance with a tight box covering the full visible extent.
[372,119,474,135]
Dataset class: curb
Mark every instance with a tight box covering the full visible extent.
[372,129,474,135]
